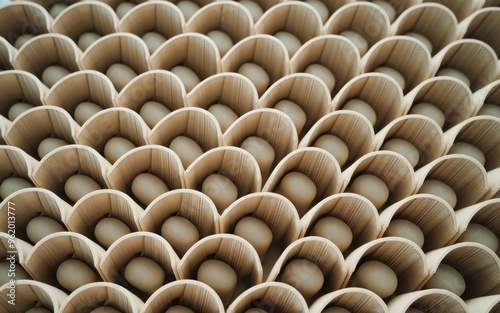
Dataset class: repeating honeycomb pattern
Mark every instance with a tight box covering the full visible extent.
[0,0,500,312]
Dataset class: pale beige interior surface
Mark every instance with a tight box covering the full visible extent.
[59,282,144,313]
[262,147,342,215]
[0,145,38,183]
[235,0,284,13]
[99,232,180,296]
[341,151,415,210]
[5,106,78,159]
[300,193,380,253]
[220,34,289,95]
[0,279,68,313]
[259,73,331,137]
[0,37,15,70]
[139,189,219,250]
[404,76,475,131]
[290,35,361,96]
[299,111,375,168]
[374,115,446,168]
[149,33,220,81]
[24,232,105,290]
[331,72,405,131]
[324,2,390,48]
[452,198,500,245]
[362,36,433,93]
[119,1,185,39]
[226,281,308,313]
[460,8,500,58]
[362,0,422,16]
[44,70,117,118]
[31,144,111,201]
[386,289,469,313]
[106,145,185,196]
[465,294,500,313]
[254,2,323,48]
[413,155,489,210]
[431,39,499,92]
[187,72,258,116]
[0,187,70,244]
[95,0,147,11]
[0,2,51,46]
[51,1,119,42]
[443,116,500,171]
[13,34,81,82]
[266,236,347,302]
[115,69,186,113]
[142,279,224,313]
[0,117,6,144]
[75,107,149,154]
[345,237,428,295]
[0,70,47,122]
[147,107,222,153]
[473,78,500,115]
[18,0,81,12]
[65,189,143,244]
[379,194,457,252]
[391,3,459,55]
[423,242,500,300]
[79,33,150,75]
[0,231,33,266]
[186,1,254,45]
[422,0,485,21]
[184,146,261,198]
[309,287,389,313]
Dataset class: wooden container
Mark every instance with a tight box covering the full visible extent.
[177,234,263,307]
[106,145,185,206]
[0,146,38,197]
[374,114,446,168]
[290,35,361,96]
[299,110,375,169]
[362,35,433,93]
[165,0,220,21]
[473,78,500,117]
[414,154,490,210]
[0,187,70,245]
[12,33,81,88]
[75,107,150,162]
[233,0,285,23]
[368,0,422,23]
[431,39,499,92]
[379,194,457,252]
[95,0,148,19]
[0,280,67,313]
[387,289,469,313]
[0,1,52,49]
[0,70,47,126]
[331,72,405,131]
[79,33,150,91]
[259,73,331,138]
[149,32,221,93]
[66,189,143,249]
[187,72,258,131]
[50,1,119,51]
[254,1,323,58]
[422,0,485,22]
[262,147,342,217]
[391,3,459,55]
[324,2,391,56]
[59,282,144,313]
[31,144,111,203]
[459,7,500,59]
[300,193,381,256]
[341,151,415,211]
[345,237,428,297]
[99,232,180,300]
[141,279,225,313]
[227,281,309,313]
[139,189,219,257]
[0,37,15,71]
[404,76,475,130]
[423,242,500,300]
[118,1,185,54]
[466,295,500,313]
[186,1,254,57]
[309,287,388,313]
[43,70,117,125]
[4,106,78,160]
[24,232,106,292]
[19,0,81,18]
[220,34,289,97]
[266,236,347,304]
